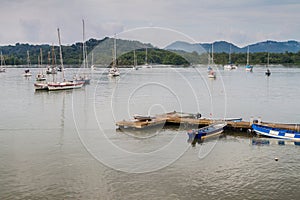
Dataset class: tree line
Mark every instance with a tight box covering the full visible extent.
[1,40,300,66]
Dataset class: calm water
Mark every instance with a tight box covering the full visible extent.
[0,66,300,199]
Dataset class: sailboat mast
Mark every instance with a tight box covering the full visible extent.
[40,48,43,66]
[267,52,270,68]
[57,28,64,79]
[82,19,86,68]
[229,44,231,64]
[211,43,214,64]
[246,46,249,65]
[91,52,94,66]
[27,50,30,68]
[51,45,55,81]
[145,47,148,64]
[208,48,210,65]
[134,50,137,66]
[114,34,117,67]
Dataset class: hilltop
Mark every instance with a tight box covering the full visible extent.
[165,40,300,53]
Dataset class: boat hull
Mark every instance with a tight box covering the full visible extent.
[47,81,84,91]
[187,122,227,140]
[252,124,300,141]
[34,83,48,90]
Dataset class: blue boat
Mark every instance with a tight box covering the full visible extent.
[245,64,253,72]
[187,122,227,140]
[245,46,253,72]
[252,124,300,141]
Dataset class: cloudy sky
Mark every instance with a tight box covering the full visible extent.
[0,0,299,47]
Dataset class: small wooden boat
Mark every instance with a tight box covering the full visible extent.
[187,122,227,140]
[133,114,156,121]
[252,124,300,141]
[207,117,242,122]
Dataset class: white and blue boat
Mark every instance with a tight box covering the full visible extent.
[187,122,227,140]
[252,124,300,141]
[245,46,253,72]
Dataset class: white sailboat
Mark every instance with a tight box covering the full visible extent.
[245,46,253,72]
[108,35,120,77]
[36,48,46,81]
[90,52,95,70]
[0,51,6,73]
[208,43,216,79]
[133,49,138,70]
[47,28,84,91]
[265,52,271,76]
[23,50,32,77]
[141,47,152,68]
[224,44,238,70]
[74,19,91,84]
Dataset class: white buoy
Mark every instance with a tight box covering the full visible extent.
[275,157,279,161]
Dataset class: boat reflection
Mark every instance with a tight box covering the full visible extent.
[251,138,300,146]
[187,133,225,147]
[116,125,165,139]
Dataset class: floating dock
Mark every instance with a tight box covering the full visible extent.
[116,111,300,132]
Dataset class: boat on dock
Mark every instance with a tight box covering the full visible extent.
[187,122,227,140]
[133,114,156,121]
[252,124,300,141]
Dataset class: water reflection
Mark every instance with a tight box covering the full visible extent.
[252,138,300,146]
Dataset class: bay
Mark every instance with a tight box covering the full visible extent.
[0,66,299,199]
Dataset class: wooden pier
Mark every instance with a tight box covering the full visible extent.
[116,111,300,132]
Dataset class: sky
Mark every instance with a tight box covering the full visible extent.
[0,0,299,48]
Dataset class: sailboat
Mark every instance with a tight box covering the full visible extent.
[46,46,57,74]
[47,28,84,91]
[245,46,253,72]
[23,50,32,77]
[0,52,6,73]
[133,49,138,70]
[108,35,120,77]
[208,44,216,79]
[35,47,57,90]
[36,48,47,81]
[224,44,238,70]
[90,52,95,70]
[265,52,271,76]
[141,47,152,68]
[74,19,91,85]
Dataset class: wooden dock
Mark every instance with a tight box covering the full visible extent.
[116,111,300,132]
